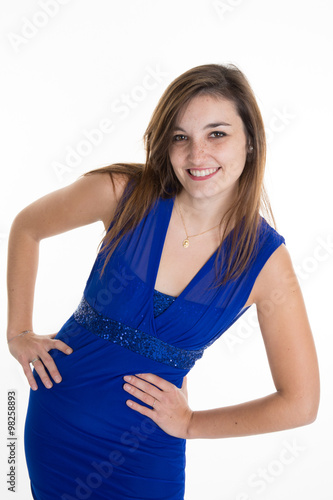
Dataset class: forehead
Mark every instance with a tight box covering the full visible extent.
[175,94,241,126]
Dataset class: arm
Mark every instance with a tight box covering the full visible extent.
[187,244,320,439]
[121,244,320,440]
[7,171,128,390]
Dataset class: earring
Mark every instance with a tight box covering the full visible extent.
[248,145,254,152]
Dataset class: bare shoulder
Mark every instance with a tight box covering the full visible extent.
[251,243,299,306]
[14,171,131,240]
[83,171,130,230]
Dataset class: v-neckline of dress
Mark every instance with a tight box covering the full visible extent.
[152,196,235,311]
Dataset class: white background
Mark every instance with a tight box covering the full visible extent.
[1,1,332,499]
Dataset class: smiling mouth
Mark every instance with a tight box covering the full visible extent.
[186,167,221,178]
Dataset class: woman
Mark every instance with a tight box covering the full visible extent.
[7,64,320,499]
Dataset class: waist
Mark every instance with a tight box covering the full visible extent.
[73,296,203,370]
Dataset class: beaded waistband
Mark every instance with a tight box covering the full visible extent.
[73,297,204,370]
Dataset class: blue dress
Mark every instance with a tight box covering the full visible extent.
[24,194,285,500]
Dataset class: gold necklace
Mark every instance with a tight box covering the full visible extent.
[176,198,221,248]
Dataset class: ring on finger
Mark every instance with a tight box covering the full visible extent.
[30,357,40,365]
[152,398,157,409]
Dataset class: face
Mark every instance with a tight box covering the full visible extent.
[168,94,250,203]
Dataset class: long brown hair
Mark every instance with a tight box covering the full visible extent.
[83,63,276,288]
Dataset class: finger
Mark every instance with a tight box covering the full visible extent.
[38,352,63,384]
[31,358,54,389]
[47,338,73,355]
[181,376,187,391]
[47,332,58,339]
[22,362,38,391]
[126,399,155,419]
[134,373,172,392]
[124,375,163,400]
[123,383,158,408]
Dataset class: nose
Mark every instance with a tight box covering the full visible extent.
[188,140,207,165]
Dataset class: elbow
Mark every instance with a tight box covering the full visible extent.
[301,381,321,426]
[306,396,320,424]
[279,388,320,428]
[10,211,40,243]
[292,394,320,427]
[299,403,319,426]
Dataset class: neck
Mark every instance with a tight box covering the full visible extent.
[175,188,237,232]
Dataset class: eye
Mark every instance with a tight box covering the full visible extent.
[210,131,226,138]
[172,134,187,142]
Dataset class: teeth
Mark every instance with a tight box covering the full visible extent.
[189,168,219,177]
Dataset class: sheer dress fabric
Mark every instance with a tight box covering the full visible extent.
[24,194,285,500]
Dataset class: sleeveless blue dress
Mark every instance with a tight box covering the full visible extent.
[24,194,285,500]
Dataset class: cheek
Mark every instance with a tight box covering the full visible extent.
[222,142,247,168]
[219,151,247,179]
[230,155,247,175]
[168,147,184,169]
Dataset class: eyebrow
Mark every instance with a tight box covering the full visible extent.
[173,122,231,132]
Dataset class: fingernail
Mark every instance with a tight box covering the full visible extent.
[66,348,73,354]
[46,382,52,388]
[55,376,61,383]
[123,376,132,381]
[32,385,38,391]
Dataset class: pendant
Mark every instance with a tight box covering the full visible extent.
[182,238,190,248]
